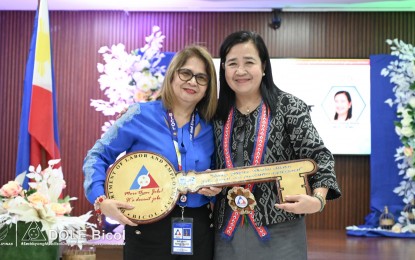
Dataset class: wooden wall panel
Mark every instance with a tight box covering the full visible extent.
[305,155,371,229]
[1,11,414,229]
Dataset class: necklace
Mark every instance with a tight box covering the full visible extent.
[237,105,252,115]
[236,96,261,115]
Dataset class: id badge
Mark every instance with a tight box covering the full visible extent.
[171,217,193,255]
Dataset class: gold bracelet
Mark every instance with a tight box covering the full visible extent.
[313,192,326,212]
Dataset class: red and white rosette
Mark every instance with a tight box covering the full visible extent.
[227,186,257,215]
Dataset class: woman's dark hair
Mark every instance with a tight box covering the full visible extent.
[215,31,280,121]
[334,90,352,120]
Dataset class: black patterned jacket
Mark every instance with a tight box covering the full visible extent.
[213,91,342,230]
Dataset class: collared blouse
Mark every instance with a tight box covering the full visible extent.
[83,100,214,207]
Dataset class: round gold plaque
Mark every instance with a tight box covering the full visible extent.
[105,151,179,224]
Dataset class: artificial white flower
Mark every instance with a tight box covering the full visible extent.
[395,126,402,136]
[383,38,415,229]
[0,160,95,243]
[401,116,413,127]
[409,96,415,108]
[91,26,167,133]
[406,168,415,178]
[401,126,413,137]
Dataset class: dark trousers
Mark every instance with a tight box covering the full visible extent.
[124,204,214,260]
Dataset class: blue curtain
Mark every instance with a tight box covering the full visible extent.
[347,54,415,237]
[368,54,403,224]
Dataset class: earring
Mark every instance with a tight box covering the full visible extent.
[262,72,265,76]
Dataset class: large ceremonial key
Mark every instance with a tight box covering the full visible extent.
[105,151,317,224]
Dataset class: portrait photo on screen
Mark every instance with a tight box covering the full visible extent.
[322,86,366,123]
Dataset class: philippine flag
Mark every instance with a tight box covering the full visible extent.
[15,0,62,189]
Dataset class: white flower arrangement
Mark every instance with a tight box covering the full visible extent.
[381,38,415,227]
[0,159,95,244]
[91,26,167,133]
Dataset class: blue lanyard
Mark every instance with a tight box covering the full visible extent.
[166,110,196,171]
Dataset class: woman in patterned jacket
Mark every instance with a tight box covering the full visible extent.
[212,31,342,260]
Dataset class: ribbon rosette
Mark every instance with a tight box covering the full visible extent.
[227,186,257,215]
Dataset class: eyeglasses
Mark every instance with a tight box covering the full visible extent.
[177,68,210,86]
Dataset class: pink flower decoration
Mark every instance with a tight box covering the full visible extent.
[0,181,23,198]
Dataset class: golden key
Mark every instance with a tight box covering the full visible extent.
[105,151,317,224]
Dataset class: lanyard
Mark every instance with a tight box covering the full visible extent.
[223,101,270,169]
[221,101,271,240]
[166,110,196,171]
